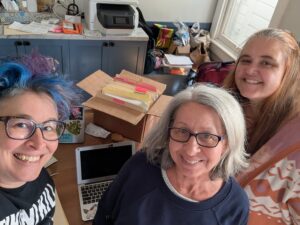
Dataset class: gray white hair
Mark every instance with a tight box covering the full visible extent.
[142,83,248,181]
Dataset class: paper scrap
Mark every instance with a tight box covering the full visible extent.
[164,54,193,65]
[85,122,111,138]
[8,21,53,34]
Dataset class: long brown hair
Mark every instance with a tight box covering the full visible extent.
[224,28,300,154]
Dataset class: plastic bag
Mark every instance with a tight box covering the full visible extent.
[173,21,190,46]
[190,22,211,49]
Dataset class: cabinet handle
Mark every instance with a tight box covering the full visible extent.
[14,41,22,46]
[22,41,30,46]
[108,42,114,47]
[103,42,108,47]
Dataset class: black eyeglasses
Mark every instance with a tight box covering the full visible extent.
[0,116,65,141]
[169,127,225,148]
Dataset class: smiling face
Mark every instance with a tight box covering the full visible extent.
[168,102,227,181]
[0,91,59,188]
[235,37,286,104]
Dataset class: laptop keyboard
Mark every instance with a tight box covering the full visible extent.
[81,180,113,204]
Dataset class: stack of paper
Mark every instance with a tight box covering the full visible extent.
[8,21,53,34]
[164,54,193,66]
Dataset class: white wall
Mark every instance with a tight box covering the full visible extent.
[74,0,217,23]
[278,0,300,41]
[137,0,217,22]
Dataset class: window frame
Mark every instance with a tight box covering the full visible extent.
[209,0,290,60]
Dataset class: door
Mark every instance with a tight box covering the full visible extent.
[24,39,69,75]
[101,40,147,75]
[0,39,25,59]
[69,40,103,82]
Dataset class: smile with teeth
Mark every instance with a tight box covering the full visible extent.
[14,153,40,162]
[183,158,203,165]
[244,79,261,84]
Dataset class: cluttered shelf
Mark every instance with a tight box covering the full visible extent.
[143,22,211,76]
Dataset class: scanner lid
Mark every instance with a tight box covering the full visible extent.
[95,0,138,7]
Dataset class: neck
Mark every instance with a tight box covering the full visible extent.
[0,181,26,189]
[166,167,224,201]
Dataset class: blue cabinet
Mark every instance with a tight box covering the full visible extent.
[69,39,147,79]
[0,38,147,81]
[69,40,103,82]
[0,38,69,75]
[101,40,147,75]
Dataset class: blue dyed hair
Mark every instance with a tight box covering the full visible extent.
[0,62,80,120]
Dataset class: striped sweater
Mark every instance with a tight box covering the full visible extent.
[237,116,300,225]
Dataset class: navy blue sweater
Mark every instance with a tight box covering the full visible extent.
[93,152,249,225]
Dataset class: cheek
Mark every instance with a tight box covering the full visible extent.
[168,140,180,158]
[234,69,243,85]
[0,134,21,152]
[48,141,58,154]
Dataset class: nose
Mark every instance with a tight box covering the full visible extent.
[184,135,201,156]
[26,128,46,149]
[244,63,259,76]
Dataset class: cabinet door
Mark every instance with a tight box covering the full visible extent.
[69,40,103,82]
[23,39,69,75]
[102,41,147,75]
[0,39,25,59]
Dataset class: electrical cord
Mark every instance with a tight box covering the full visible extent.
[53,0,82,19]
[67,0,79,15]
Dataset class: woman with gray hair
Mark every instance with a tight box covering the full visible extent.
[93,84,249,225]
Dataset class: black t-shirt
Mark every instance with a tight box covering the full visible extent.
[0,168,55,225]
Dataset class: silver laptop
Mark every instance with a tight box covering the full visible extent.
[75,141,135,221]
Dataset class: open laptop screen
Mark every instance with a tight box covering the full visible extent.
[76,141,134,184]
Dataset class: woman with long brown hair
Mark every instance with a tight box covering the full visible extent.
[224,28,300,225]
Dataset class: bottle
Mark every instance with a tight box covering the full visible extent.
[27,0,38,12]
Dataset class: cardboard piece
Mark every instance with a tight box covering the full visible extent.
[176,44,191,56]
[77,70,172,142]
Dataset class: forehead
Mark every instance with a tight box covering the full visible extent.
[241,37,286,59]
[0,91,58,119]
[173,102,224,131]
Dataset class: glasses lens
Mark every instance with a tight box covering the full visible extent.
[6,118,34,139]
[170,128,190,142]
[42,121,65,141]
[196,133,219,147]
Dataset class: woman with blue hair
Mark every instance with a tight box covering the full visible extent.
[0,61,79,224]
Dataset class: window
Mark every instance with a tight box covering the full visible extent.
[210,0,290,60]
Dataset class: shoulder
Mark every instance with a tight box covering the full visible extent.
[112,152,162,193]
[118,151,160,177]
[0,169,56,222]
[228,177,249,202]
[213,177,249,224]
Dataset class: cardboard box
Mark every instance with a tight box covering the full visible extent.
[77,70,172,142]
[59,106,85,143]
[78,70,165,113]
[176,44,191,56]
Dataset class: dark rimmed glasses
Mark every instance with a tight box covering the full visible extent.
[169,127,225,148]
[0,116,65,141]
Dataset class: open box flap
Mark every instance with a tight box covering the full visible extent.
[147,95,173,117]
[83,97,145,125]
[76,70,113,96]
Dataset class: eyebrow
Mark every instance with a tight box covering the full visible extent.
[239,54,275,61]
[9,114,59,121]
